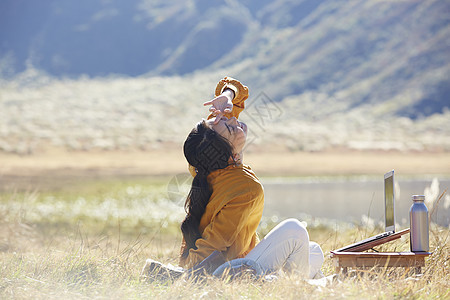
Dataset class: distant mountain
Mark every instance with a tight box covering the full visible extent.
[1,0,449,119]
[0,0,249,76]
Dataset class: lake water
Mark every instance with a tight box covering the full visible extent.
[261,177,450,228]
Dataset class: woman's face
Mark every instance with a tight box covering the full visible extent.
[207,117,247,154]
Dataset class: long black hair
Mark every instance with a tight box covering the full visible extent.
[181,120,233,259]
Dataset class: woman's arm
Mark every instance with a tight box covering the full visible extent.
[182,185,264,268]
[204,77,249,122]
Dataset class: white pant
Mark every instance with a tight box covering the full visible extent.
[245,218,324,278]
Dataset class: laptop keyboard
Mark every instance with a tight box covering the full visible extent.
[362,232,390,242]
[334,231,393,252]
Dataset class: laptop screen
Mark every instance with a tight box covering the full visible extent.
[384,170,395,232]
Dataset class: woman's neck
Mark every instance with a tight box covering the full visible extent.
[233,152,244,166]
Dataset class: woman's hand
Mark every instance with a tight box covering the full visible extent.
[203,89,234,124]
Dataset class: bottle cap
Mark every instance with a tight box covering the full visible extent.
[412,195,425,201]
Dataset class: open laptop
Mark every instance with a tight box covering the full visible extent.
[334,170,396,252]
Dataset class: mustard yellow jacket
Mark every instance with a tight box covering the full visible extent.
[179,77,265,268]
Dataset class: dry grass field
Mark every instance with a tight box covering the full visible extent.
[1,149,449,299]
[1,72,449,298]
[0,180,449,299]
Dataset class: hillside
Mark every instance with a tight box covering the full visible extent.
[0,0,449,154]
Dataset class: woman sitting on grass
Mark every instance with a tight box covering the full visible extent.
[178,77,324,279]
